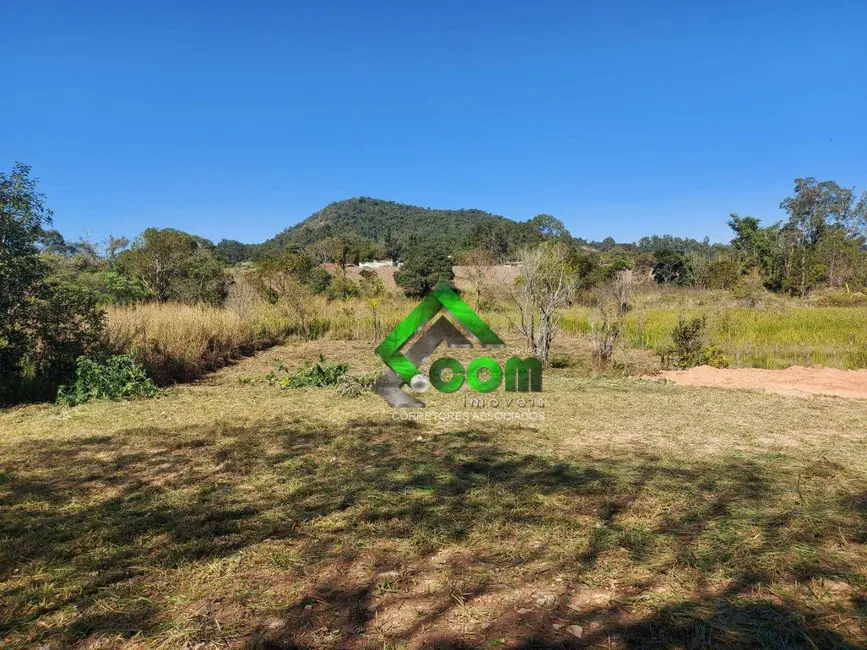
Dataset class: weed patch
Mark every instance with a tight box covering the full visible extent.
[56,355,159,406]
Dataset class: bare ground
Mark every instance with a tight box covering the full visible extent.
[659,365,867,399]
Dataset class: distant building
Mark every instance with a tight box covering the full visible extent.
[359,259,396,268]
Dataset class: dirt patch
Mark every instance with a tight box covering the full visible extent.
[659,365,867,399]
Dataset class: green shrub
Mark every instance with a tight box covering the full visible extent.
[57,355,159,406]
[659,317,729,369]
[700,344,729,369]
[358,269,386,298]
[325,275,359,300]
[670,316,707,368]
[267,355,350,388]
[704,260,742,289]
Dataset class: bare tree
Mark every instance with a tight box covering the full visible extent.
[589,274,632,365]
[225,277,262,315]
[506,243,575,366]
[461,248,493,310]
[104,234,130,263]
[304,240,333,264]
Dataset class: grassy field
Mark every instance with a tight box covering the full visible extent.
[103,287,867,389]
[559,304,867,370]
[2,339,867,649]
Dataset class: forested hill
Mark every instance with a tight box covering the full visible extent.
[257,197,517,256]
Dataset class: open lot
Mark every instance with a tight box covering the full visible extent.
[2,339,867,649]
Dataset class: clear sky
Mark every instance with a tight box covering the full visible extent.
[2,0,865,246]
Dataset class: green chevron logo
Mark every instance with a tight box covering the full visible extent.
[373,282,542,407]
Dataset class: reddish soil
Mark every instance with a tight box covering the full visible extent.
[659,365,867,399]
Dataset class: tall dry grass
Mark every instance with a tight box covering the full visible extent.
[104,283,867,386]
[105,302,293,384]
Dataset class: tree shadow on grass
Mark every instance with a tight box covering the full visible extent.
[1,417,865,648]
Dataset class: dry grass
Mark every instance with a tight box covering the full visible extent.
[100,283,867,395]
[2,339,867,649]
[104,302,293,384]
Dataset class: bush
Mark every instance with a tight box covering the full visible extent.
[658,316,706,369]
[267,355,350,388]
[261,357,378,396]
[731,268,768,306]
[25,280,106,397]
[671,316,706,367]
[813,290,867,307]
[704,260,742,289]
[659,316,730,369]
[358,269,385,298]
[325,275,359,300]
[700,344,729,369]
[57,355,159,406]
[73,270,150,305]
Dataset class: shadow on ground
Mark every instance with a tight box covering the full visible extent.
[1,415,865,648]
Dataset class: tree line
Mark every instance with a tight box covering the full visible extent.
[2,160,866,402]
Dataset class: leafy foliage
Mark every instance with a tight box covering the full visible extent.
[56,355,159,406]
[215,239,254,264]
[324,274,359,300]
[117,228,227,304]
[261,356,378,396]
[266,355,350,388]
[669,316,707,368]
[1,163,105,403]
[652,250,688,284]
[394,243,454,297]
[658,316,728,369]
[358,268,385,298]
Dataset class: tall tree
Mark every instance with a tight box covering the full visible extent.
[118,228,227,303]
[394,244,454,297]
[779,178,867,295]
[528,214,568,239]
[1,163,103,402]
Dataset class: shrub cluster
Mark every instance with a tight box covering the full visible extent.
[266,355,350,388]
[57,355,159,406]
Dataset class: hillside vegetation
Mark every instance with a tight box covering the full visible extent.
[259,197,513,256]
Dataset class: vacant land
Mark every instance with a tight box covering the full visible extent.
[661,365,867,399]
[2,339,867,649]
[102,287,867,392]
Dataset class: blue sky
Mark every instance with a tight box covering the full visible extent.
[2,0,865,245]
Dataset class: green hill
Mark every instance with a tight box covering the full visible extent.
[258,197,515,255]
